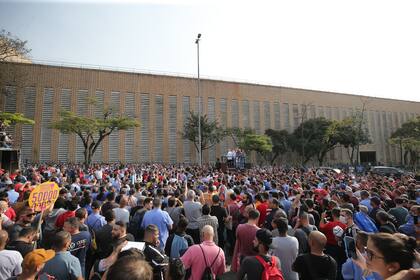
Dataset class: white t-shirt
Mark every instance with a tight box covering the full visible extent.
[113,207,130,225]
[0,249,23,280]
[271,236,299,280]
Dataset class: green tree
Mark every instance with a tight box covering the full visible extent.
[225,127,255,147]
[182,112,226,160]
[328,114,370,165]
[51,102,139,166]
[0,112,34,129]
[239,133,273,158]
[389,116,420,170]
[0,29,31,62]
[0,30,34,141]
[292,117,337,165]
[264,129,292,165]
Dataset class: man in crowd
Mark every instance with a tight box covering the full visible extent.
[319,207,347,279]
[293,211,317,254]
[272,218,299,280]
[41,231,83,280]
[6,226,36,258]
[8,206,36,242]
[184,190,202,244]
[340,208,359,239]
[237,228,284,280]
[388,197,409,227]
[181,225,226,280]
[55,198,78,230]
[86,200,106,231]
[293,231,337,280]
[10,249,56,280]
[143,224,167,280]
[101,192,118,215]
[232,208,260,272]
[63,217,91,278]
[111,220,134,243]
[0,229,22,280]
[210,194,227,248]
[197,204,219,244]
[141,198,173,250]
[95,210,116,259]
[113,196,130,226]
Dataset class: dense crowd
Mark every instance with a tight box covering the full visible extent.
[0,163,419,280]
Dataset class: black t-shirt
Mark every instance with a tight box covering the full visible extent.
[144,242,168,280]
[210,205,227,230]
[293,253,337,280]
[95,223,113,258]
[237,254,281,280]
[6,240,34,258]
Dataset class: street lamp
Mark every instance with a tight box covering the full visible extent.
[195,33,202,166]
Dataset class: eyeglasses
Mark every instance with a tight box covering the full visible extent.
[365,247,385,261]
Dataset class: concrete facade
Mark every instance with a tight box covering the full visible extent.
[1,62,419,165]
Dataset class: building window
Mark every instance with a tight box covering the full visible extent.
[58,89,71,162]
[140,94,150,162]
[108,91,120,163]
[168,95,177,163]
[155,95,164,162]
[124,92,135,163]
[40,88,54,162]
[182,96,191,163]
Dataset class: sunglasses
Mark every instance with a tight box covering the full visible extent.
[365,247,385,261]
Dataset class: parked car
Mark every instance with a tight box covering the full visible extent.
[370,166,405,177]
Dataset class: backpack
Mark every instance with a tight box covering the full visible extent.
[255,255,284,280]
[199,245,221,280]
[128,208,146,239]
[354,212,378,233]
[171,234,189,258]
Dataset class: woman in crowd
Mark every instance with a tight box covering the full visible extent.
[355,232,417,279]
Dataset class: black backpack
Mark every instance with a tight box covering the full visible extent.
[199,245,221,280]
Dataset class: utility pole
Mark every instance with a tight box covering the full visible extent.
[195,33,202,166]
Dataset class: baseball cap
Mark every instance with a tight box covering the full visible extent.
[22,249,55,270]
[256,228,275,249]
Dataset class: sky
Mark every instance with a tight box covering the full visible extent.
[1,0,420,102]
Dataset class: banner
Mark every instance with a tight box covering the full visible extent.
[28,181,60,212]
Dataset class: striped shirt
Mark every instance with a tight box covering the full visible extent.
[197,215,219,244]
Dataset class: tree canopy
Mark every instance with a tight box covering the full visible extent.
[389,116,420,170]
[182,112,226,157]
[264,129,291,164]
[291,117,336,165]
[327,114,370,165]
[51,105,139,166]
[0,29,31,62]
[239,133,273,157]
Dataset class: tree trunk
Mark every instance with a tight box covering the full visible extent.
[84,149,91,168]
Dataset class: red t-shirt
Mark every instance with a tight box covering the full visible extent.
[256,201,269,227]
[5,207,16,221]
[55,210,75,229]
[320,220,347,245]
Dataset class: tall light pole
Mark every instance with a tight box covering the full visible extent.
[195,33,202,166]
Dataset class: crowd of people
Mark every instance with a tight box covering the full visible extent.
[0,163,419,280]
